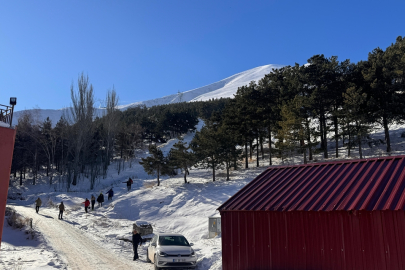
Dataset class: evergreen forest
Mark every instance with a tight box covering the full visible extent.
[10,36,405,189]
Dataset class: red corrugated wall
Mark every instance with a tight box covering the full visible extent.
[221,210,405,270]
[0,126,16,250]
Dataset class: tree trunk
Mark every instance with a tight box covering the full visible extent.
[305,119,313,161]
[256,135,259,167]
[268,126,272,166]
[245,142,248,169]
[347,123,351,157]
[157,167,160,186]
[33,148,37,185]
[301,139,307,164]
[322,113,328,159]
[319,114,325,154]
[357,125,363,159]
[184,170,187,184]
[334,115,339,158]
[72,172,78,186]
[226,162,230,181]
[212,164,215,182]
[383,114,391,153]
[249,140,253,159]
[260,135,264,159]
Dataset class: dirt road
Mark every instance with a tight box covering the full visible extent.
[13,205,153,270]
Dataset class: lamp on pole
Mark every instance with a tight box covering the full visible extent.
[9,97,16,128]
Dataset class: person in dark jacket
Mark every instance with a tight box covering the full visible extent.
[123,178,133,191]
[82,198,90,213]
[35,197,42,213]
[58,201,65,220]
[106,188,114,201]
[97,192,104,207]
[132,229,143,261]
[90,195,96,210]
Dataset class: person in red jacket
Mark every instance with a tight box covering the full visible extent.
[82,198,90,213]
[123,178,133,191]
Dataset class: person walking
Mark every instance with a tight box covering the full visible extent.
[91,195,96,210]
[132,229,143,261]
[82,198,90,213]
[123,178,133,191]
[58,201,65,220]
[97,192,104,207]
[106,188,114,201]
[35,197,42,213]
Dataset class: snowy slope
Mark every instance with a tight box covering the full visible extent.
[118,64,283,109]
[12,64,283,126]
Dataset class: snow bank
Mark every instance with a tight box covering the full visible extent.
[0,121,9,127]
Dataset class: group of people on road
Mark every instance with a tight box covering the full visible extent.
[82,187,114,213]
[33,177,143,264]
[34,197,65,220]
[34,178,134,217]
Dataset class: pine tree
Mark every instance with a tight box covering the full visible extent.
[190,123,223,181]
[257,67,284,165]
[278,95,314,164]
[168,140,195,183]
[139,144,169,186]
[342,84,373,158]
[304,55,344,158]
[216,124,242,180]
[384,36,405,122]
[362,47,399,153]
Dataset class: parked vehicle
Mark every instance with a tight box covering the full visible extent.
[147,233,197,269]
[133,220,153,237]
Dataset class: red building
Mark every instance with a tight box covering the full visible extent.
[0,125,16,250]
[218,156,405,270]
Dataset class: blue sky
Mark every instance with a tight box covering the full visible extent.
[1,0,404,111]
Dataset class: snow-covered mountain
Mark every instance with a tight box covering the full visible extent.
[117,64,283,109]
[12,64,283,125]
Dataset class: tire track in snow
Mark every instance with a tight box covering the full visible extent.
[14,206,152,270]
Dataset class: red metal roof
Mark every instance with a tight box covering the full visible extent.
[218,155,405,211]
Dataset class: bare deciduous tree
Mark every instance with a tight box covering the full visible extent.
[68,73,95,186]
[102,88,119,176]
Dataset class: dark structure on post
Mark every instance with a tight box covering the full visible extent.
[218,156,405,270]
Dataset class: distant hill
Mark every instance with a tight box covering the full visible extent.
[12,64,283,126]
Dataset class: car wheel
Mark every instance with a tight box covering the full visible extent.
[154,255,159,270]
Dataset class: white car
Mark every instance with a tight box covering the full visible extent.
[146,233,197,269]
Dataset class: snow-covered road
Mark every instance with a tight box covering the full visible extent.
[13,205,152,270]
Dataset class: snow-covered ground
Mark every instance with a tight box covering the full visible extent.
[2,121,405,269]
[0,120,10,128]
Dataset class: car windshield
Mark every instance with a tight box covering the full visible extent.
[159,236,190,246]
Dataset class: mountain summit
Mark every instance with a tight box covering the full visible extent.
[118,64,283,109]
